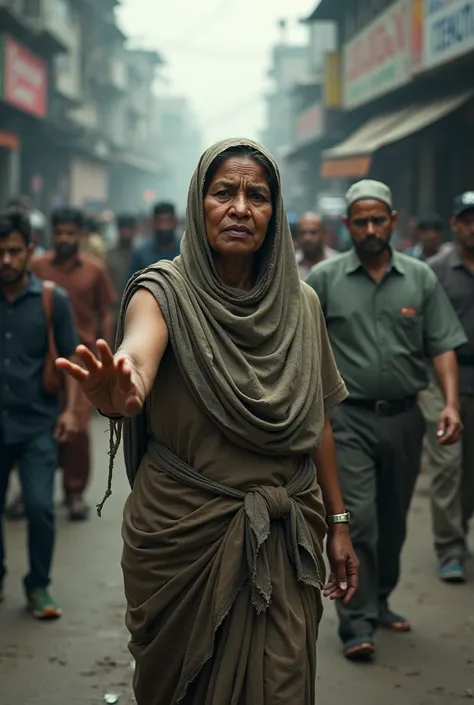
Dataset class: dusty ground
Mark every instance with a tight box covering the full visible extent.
[0,416,473,705]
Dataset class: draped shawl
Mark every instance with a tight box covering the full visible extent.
[106,138,327,494]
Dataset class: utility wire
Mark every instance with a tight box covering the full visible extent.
[167,0,237,46]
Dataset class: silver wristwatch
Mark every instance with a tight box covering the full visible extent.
[327,511,351,525]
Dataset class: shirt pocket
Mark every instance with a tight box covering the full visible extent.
[397,311,424,354]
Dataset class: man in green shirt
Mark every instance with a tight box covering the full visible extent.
[306,180,466,662]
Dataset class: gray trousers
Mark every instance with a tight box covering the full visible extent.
[419,383,474,563]
[329,402,425,643]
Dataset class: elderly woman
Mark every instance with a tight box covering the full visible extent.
[57,139,358,705]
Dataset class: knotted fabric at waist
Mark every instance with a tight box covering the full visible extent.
[147,439,322,613]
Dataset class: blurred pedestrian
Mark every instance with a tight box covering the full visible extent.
[0,209,79,618]
[405,212,452,261]
[30,207,117,520]
[81,214,106,262]
[128,202,180,278]
[419,192,474,583]
[296,212,337,279]
[57,139,357,705]
[307,179,466,661]
[29,209,48,255]
[106,214,138,333]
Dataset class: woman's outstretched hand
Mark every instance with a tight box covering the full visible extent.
[56,339,143,417]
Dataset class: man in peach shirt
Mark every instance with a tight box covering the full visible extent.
[31,207,117,520]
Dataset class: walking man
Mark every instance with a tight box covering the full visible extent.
[419,192,474,582]
[31,207,117,520]
[306,180,466,661]
[106,214,138,334]
[0,209,79,618]
[405,212,452,261]
[128,202,180,278]
[296,212,337,280]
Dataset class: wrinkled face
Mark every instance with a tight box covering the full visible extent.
[298,214,325,258]
[53,220,81,260]
[0,231,33,285]
[419,227,441,253]
[345,199,396,255]
[452,210,474,253]
[204,156,273,257]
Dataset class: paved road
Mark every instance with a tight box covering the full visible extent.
[1,416,473,705]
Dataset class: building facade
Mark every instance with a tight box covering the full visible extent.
[0,0,167,215]
[309,0,474,229]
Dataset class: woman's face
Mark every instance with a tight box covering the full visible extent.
[204,156,273,257]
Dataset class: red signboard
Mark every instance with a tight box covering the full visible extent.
[2,36,47,118]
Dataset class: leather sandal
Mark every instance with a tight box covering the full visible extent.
[343,636,375,661]
[379,609,411,632]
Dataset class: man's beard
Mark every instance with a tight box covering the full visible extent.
[0,267,25,285]
[155,229,175,246]
[55,243,78,260]
[302,243,323,260]
[354,234,391,256]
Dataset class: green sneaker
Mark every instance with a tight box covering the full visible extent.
[27,588,62,620]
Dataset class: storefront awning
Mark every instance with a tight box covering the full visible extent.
[321,91,473,179]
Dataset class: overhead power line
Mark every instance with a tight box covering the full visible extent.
[168,0,237,46]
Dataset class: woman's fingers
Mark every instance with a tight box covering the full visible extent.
[56,357,89,382]
[342,586,357,605]
[97,339,115,367]
[76,345,102,373]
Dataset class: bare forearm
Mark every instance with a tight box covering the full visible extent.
[311,414,345,516]
[113,288,169,404]
[432,350,459,409]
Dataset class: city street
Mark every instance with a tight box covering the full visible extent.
[1,416,473,705]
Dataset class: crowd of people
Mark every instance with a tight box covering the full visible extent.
[0,199,182,618]
[0,139,473,703]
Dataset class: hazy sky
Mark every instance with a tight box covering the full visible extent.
[118,0,319,147]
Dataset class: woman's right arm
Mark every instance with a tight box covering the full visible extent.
[56,288,169,417]
[117,287,169,404]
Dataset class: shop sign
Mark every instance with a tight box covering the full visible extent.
[0,35,47,118]
[423,0,474,70]
[343,0,412,109]
[324,52,342,108]
[412,0,425,73]
[296,103,323,145]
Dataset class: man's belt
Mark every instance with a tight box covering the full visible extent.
[457,353,474,367]
[343,396,417,416]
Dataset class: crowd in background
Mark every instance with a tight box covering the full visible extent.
[0,185,472,650]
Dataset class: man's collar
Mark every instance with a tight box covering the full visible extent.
[0,272,42,301]
[345,247,406,275]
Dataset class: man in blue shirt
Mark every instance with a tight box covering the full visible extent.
[127,202,180,279]
[0,210,79,619]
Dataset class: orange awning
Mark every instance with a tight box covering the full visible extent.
[321,155,371,180]
[0,131,20,150]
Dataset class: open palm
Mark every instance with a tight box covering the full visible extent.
[56,339,143,417]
